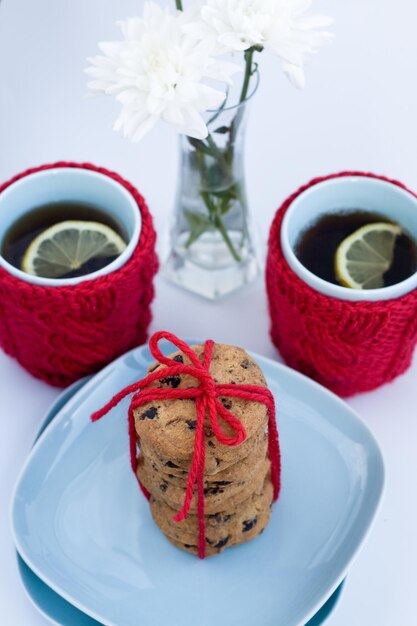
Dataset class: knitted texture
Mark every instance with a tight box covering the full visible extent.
[266,171,417,397]
[0,162,158,387]
[91,331,281,559]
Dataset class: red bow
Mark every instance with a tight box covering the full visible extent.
[91,331,281,558]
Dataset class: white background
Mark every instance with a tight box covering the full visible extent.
[1,1,416,624]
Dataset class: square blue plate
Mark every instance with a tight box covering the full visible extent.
[11,342,384,626]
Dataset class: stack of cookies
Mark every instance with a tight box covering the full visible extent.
[135,342,274,556]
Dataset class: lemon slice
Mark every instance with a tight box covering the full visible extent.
[21,220,127,278]
[335,222,402,289]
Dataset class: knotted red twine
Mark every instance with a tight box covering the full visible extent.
[92,331,281,559]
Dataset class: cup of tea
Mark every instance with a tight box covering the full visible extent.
[0,162,158,386]
[266,172,417,396]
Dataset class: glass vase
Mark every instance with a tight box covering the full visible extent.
[163,85,260,299]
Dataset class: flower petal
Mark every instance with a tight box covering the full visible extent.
[281,61,306,89]
[165,105,208,139]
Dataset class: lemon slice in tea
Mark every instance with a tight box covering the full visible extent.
[21,220,127,278]
[335,222,402,289]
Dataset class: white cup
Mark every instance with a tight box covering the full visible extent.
[0,168,141,286]
[281,176,417,301]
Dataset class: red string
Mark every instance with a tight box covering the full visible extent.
[91,331,281,558]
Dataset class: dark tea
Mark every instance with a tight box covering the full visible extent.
[1,201,127,279]
[295,210,417,287]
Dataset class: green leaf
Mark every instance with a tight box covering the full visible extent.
[219,196,233,215]
[184,210,212,247]
[200,191,218,215]
[187,137,215,157]
[209,184,238,201]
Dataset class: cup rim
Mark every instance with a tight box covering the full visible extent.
[0,167,142,287]
[280,175,417,302]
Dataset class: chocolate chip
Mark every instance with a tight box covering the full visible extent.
[242,517,258,532]
[173,354,184,363]
[204,486,224,496]
[186,420,196,431]
[165,460,179,468]
[139,407,158,420]
[208,513,232,524]
[220,398,233,410]
[208,441,215,449]
[152,462,159,472]
[212,480,232,486]
[159,480,169,493]
[241,359,252,369]
[160,375,181,388]
[184,543,197,549]
[167,474,175,479]
[214,536,230,549]
[206,536,230,549]
[204,425,213,437]
[148,363,159,372]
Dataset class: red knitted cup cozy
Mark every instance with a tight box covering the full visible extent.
[0,162,158,387]
[91,331,281,559]
[266,172,417,397]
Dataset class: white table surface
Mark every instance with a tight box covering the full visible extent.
[1,1,416,624]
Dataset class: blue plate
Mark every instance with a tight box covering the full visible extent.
[16,376,345,626]
[15,378,101,625]
[17,555,344,626]
[11,342,384,626]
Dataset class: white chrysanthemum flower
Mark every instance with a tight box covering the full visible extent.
[185,0,333,88]
[86,2,239,141]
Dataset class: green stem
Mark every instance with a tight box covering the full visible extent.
[239,48,255,103]
[226,47,257,162]
[175,0,183,10]
[206,134,229,169]
[200,190,217,215]
[200,191,241,262]
[187,48,257,260]
[206,89,229,126]
[214,214,241,262]
[189,134,231,183]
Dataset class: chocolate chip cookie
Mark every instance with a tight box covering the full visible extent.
[134,344,268,470]
[139,427,268,484]
[137,438,267,497]
[150,474,274,556]
[137,455,271,514]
